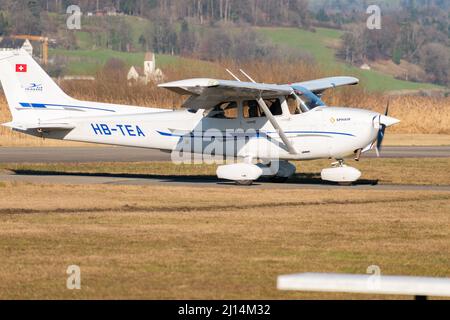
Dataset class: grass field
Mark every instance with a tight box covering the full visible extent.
[258,27,443,92]
[0,180,449,299]
[51,48,217,76]
[75,16,152,51]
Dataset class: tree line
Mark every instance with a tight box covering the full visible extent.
[0,0,448,85]
[337,3,449,85]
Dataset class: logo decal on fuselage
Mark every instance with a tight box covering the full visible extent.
[330,117,351,123]
[23,83,43,92]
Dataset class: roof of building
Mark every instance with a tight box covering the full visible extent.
[144,52,154,62]
[0,38,26,49]
[129,66,145,77]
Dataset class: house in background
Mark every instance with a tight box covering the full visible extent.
[0,38,33,56]
[94,6,122,17]
[127,52,164,85]
[360,63,371,71]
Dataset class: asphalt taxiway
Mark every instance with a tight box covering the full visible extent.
[1,146,449,190]
[1,146,449,163]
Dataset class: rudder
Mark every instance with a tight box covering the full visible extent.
[0,49,75,122]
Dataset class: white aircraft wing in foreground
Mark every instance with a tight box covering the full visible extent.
[0,50,399,185]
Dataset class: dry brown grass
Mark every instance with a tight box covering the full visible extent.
[325,91,450,135]
[2,158,449,186]
[1,60,450,147]
[0,182,449,299]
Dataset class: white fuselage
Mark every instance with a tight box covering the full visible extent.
[35,101,380,161]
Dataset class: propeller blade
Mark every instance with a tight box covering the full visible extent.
[375,145,380,157]
[376,123,386,153]
[375,100,390,157]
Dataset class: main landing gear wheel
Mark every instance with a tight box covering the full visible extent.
[235,180,254,186]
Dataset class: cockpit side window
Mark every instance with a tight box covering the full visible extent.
[287,95,301,115]
[207,102,238,119]
[243,99,283,118]
[267,98,283,116]
[243,100,263,118]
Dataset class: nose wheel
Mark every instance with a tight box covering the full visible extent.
[332,160,352,185]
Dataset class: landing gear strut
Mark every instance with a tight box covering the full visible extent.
[260,160,296,183]
[332,159,345,168]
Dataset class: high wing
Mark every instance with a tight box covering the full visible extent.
[290,76,359,95]
[159,78,294,110]
[159,76,359,109]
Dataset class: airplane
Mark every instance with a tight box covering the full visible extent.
[0,50,400,185]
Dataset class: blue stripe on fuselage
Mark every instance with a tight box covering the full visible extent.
[18,102,116,113]
[156,130,355,138]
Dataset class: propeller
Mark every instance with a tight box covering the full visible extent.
[375,100,390,157]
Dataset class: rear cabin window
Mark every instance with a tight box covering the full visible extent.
[243,100,263,118]
[242,99,282,118]
[207,102,238,119]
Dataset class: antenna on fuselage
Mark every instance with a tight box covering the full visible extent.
[226,69,241,82]
[239,69,256,83]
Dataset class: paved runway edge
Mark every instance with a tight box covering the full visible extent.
[0,146,450,163]
[1,172,449,191]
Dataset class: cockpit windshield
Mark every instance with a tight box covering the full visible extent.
[291,85,326,112]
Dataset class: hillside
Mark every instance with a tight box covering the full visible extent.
[258,27,443,92]
[50,48,217,76]
[43,14,445,93]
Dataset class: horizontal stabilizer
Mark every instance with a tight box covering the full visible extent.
[2,121,75,131]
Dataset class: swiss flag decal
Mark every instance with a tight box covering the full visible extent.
[16,64,27,72]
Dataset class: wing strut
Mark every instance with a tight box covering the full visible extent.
[256,97,298,155]
[237,68,298,155]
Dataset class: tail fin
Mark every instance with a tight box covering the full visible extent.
[0,49,75,122]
